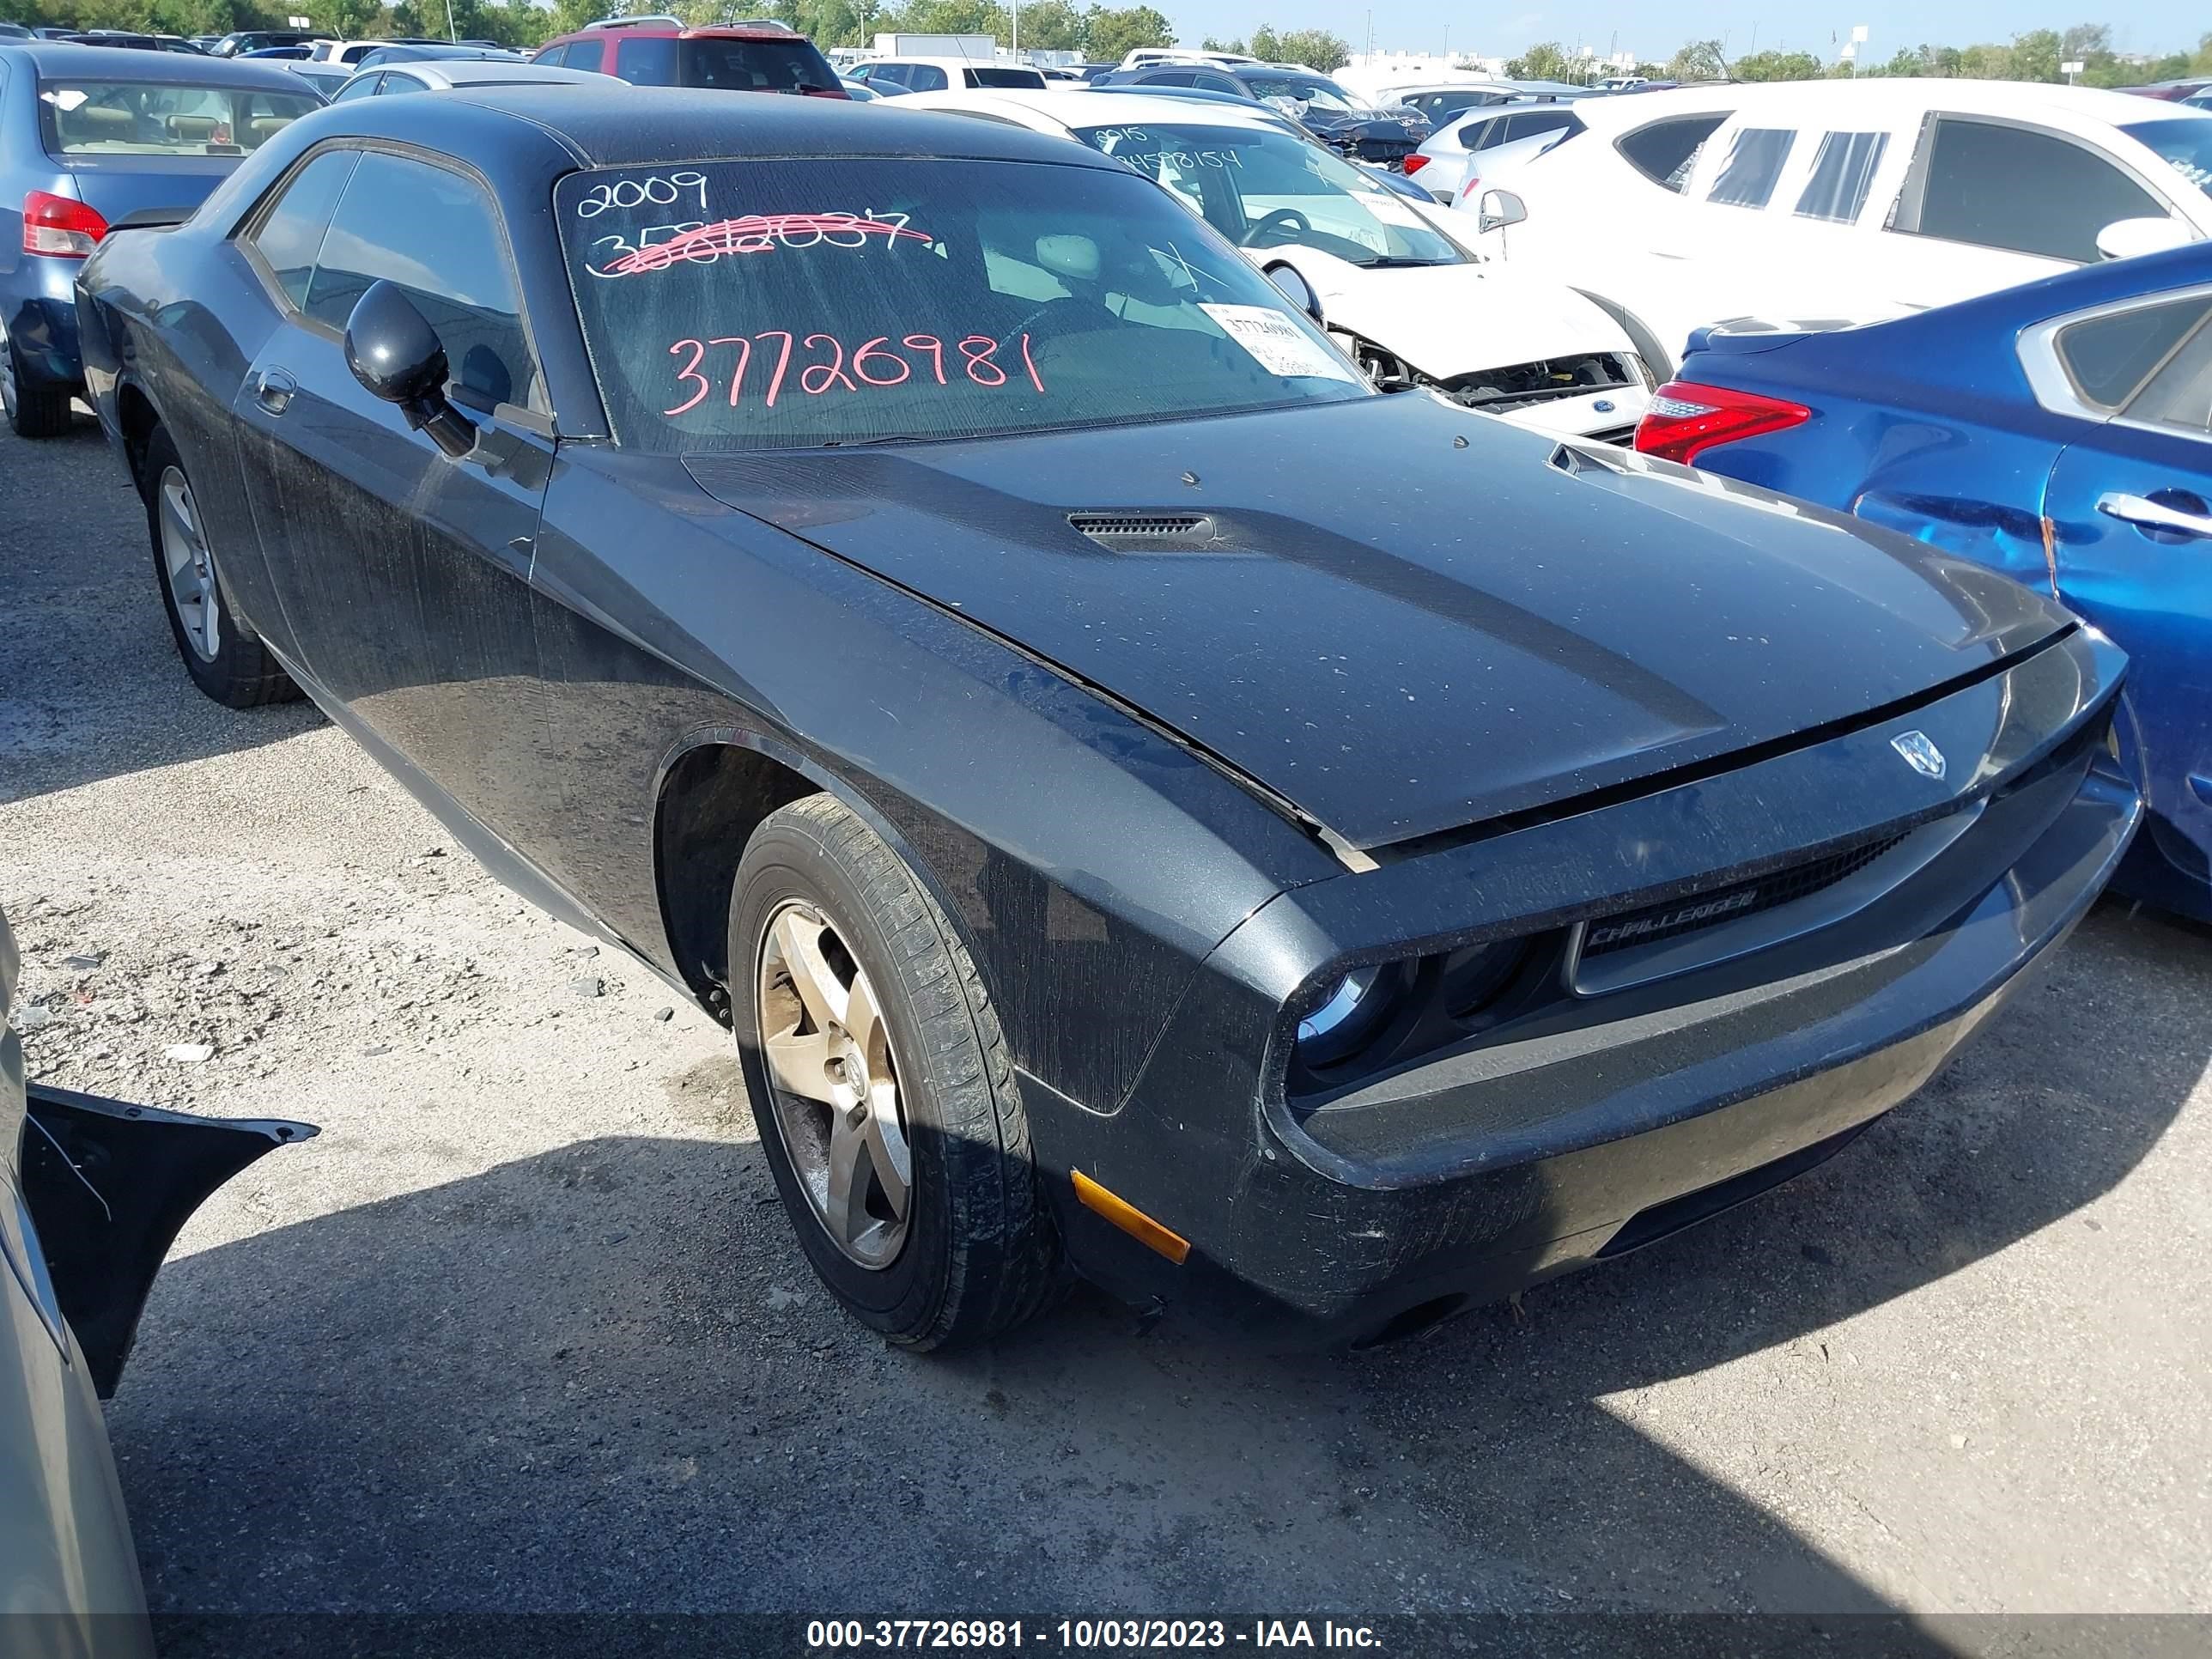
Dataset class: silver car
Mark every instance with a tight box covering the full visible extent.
[3,908,312,1653]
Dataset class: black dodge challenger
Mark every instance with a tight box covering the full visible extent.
[74,86,2140,1348]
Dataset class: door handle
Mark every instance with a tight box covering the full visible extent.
[254,367,296,416]
[2096,490,2212,539]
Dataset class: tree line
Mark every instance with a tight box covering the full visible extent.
[1197,26,1349,71]
[0,0,1179,58]
[1508,23,2212,88]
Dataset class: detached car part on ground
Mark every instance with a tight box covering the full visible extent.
[899,90,1653,441]
[2,908,313,1654]
[78,86,2139,1350]
[1638,239,2212,924]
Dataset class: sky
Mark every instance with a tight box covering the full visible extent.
[1158,3,2205,64]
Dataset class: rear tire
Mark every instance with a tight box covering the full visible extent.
[141,426,301,708]
[731,793,1063,1349]
[3,340,71,439]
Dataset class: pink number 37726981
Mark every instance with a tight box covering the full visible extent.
[664,330,1047,416]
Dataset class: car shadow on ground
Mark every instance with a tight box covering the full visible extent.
[0,421,321,805]
[110,903,2202,1638]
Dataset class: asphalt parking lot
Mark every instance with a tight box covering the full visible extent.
[3,408,2209,1629]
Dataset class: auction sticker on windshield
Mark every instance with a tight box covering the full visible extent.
[1199,304,1361,382]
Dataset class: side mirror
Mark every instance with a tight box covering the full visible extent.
[1477,189,1527,234]
[343,279,476,459]
[1263,260,1324,325]
[2095,216,2191,262]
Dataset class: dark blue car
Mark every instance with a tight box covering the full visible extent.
[0,42,320,435]
[1099,62,1429,162]
[1640,243,2212,921]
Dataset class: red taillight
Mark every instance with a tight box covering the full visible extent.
[1633,379,1811,465]
[801,86,850,98]
[1402,153,1429,175]
[23,189,107,258]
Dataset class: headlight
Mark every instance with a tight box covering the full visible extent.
[1295,965,1395,1065]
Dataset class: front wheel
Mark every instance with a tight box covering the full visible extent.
[730,793,1062,1349]
[142,427,301,708]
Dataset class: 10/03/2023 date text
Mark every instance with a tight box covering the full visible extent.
[804,1619,1382,1649]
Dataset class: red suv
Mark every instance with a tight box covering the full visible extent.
[532,15,847,97]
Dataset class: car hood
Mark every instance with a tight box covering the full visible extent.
[1264,247,1638,376]
[685,393,2069,851]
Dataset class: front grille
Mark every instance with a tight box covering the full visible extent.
[1581,833,1911,959]
[1583,422,1640,446]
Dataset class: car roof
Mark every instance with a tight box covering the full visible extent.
[1570,76,2212,133]
[554,21,808,40]
[872,56,1041,70]
[392,81,1133,169]
[0,39,312,88]
[402,61,601,87]
[907,87,1281,132]
[383,60,605,87]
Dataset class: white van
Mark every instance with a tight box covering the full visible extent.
[1460,78,2212,368]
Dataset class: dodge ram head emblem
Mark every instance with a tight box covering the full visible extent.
[1892,731,1947,781]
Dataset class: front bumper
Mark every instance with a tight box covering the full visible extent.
[1030,630,2137,1345]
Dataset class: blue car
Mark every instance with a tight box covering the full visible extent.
[0,42,321,436]
[1641,242,2212,921]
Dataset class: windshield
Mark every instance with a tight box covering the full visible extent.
[1074,123,1460,267]
[557,157,1367,451]
[38,79,320,155]
[969,66,1045,88]
[1240,73,1359,113]
[2124,118,2212,198]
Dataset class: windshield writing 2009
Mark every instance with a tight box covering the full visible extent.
[556,157,1369,452]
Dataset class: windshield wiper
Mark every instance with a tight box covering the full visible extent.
[1359,256,1455,269]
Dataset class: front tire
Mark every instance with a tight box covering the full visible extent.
[3,339,71,439]
[141,427,301,708]
[731,793,1062,1349]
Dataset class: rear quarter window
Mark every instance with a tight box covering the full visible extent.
[1615,112,1729,192]
[2057,295,2212,408]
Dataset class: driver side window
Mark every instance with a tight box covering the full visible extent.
[301,152,542,411]
[1901,117,2168,262]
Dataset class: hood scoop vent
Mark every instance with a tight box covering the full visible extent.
[1067,512,1227,553]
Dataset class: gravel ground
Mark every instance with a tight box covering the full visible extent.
[3,412,2209,1628]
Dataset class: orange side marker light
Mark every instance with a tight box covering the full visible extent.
[1072,1170,1191,1265]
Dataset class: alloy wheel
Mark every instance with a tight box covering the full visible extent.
[756,900,915,1269]
[157,465,222,662]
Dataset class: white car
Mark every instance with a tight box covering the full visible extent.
[307,37,440,64]
[1118,48,1260,70]
[1456,79,2212,372]
[1407,100,1589,203]
[849,56,1047,94]
[328,58,604,99]
[894,89,1655,441]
